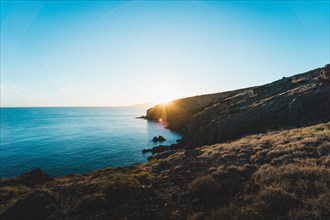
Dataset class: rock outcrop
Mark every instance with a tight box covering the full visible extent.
[142,145,168,154]
[320,64,330,82]
[152,135,166,142]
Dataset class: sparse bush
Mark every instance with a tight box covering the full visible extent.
[75,194,106,214]
[0,186,30,201]
[289,192,330,219]
[0,190,59,220]
[104,173,139,206]
[255,187,299,218]
[134,171,152,183]
[152,159,171,173]
[254,164,330,197]
[207,206,260,220]
[188,175,220,205]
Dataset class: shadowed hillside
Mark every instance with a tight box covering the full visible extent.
[146,65,330,146]
[145,91,239,131]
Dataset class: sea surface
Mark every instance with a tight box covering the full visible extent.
[0,107,181,178]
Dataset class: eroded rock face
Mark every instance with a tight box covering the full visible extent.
[320,64,330,82]
[0,190,59,220]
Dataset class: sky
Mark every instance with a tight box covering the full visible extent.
[1,0,329,107]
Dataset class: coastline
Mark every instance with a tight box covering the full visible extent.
[1,122,329,219]
[0,107,181,178]
[1,65,329,219]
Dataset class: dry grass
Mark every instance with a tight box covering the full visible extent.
[1,122,329,219]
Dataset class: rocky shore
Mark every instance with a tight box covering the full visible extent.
[0,65,329,220]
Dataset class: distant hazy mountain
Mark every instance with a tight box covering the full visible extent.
[130,102,155,108]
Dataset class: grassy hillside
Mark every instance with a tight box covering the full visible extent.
[1,122,329,219]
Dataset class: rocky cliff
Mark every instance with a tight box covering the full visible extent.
[146,65,330,147]
[145,91,239,131]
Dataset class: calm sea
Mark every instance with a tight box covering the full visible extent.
[0,107,181,178]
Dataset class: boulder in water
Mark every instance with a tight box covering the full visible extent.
[152,135,166,142]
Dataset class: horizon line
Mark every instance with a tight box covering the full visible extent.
[0,105,153,108]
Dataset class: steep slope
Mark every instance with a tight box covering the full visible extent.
[146,65,330,147]
[145,91,240,131]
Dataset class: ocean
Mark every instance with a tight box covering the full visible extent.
[0,107,181,178]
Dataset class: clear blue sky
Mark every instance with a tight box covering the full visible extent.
[1,0,329,107]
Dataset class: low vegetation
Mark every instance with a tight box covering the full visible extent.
[1,122,329,219]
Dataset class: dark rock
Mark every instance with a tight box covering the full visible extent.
[142,145,168,154]
[158,135,166,142]
[169,143,182,150]
[148,150,176,161]
[142,148,152,153]
[136,116,146,119]
[320,64,330,82]
[152,135,166,142]
[0,168,53,187]
[0,190,59,220]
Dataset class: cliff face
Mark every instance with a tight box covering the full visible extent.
[145,91,239,131]
[146,65,330,147]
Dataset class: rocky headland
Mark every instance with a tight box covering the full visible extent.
[0,65,329,220]
[146,65,330,147]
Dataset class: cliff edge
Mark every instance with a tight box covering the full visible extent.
[146,65,330,147]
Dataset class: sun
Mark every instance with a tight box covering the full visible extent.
[157,97,173,105]
[149,84,179,105]
[153,95,176,106]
